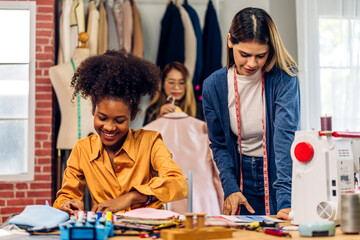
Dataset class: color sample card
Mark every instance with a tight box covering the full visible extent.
[220,215,283,223]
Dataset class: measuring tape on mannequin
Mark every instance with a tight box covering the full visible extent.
[233,68,270,215]
[71,58,81,140]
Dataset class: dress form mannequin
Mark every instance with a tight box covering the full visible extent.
[50,32,95,150]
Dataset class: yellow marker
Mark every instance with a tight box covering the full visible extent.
[248,222,260,230]
[105,211,112,222]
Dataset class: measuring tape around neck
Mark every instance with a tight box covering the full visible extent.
[71,58,81,140]
[233,67,270,215]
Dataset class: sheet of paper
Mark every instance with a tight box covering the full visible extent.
[0,229,29,237]
[220,215,283,223]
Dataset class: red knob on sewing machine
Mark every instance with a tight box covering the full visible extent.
[294,142,314,162]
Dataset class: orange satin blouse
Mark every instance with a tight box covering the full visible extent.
[53,129,188,210]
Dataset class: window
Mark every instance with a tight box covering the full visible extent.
[297,0,360,131]
[319,17,360,130]
[0,1,36,181]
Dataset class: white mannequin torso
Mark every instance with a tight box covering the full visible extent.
[49,48,95,149]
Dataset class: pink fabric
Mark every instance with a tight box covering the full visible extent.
[143,112,224,215]
[116,207,180,220]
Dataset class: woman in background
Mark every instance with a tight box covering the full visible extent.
[202,7,300,219]
[143,61,196,125]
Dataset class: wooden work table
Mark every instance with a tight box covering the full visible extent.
[109,228,360,240]
[108,220,360,240]
[22,227,360,240]
[21,224,360,240]
[23,218,360,240]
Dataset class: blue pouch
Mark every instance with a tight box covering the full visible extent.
[8,205,69,228]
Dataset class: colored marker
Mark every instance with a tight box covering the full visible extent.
[97,211,103,220]
[264,229,290,237]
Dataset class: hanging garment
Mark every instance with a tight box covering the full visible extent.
[156,1,184,70]
[201,0,222,86]
[75,0,85,34]
[122,0,133,53]
[142,112,223,215]
[113,0,124,49]
[176,3,196,83]
[131,0,144,58]
[98,0,108,54]
[70,0,79,56]
[70,0,85,55]
[58,0,72,64]
[182,0,203,97]
[106,0,119,50]
[86,0,100,56]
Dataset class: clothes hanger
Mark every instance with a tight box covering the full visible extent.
[167,95,176,105]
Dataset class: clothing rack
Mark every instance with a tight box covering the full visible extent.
[135,0,221,9]
[101,0,221,15]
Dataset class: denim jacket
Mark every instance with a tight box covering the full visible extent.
[202,66,300,213]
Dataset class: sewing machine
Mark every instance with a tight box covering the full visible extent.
[289,130,360,225]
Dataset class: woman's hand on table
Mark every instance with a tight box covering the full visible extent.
[223,191,255,215]
[277,208,291,220]
[60,199,84,215]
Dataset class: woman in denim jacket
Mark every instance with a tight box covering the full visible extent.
[202,7,300,220]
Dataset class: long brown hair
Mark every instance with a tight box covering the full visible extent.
[227,7,298,76]
[146,62,196,121]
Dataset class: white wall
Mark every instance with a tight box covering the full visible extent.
[269,0,297,62]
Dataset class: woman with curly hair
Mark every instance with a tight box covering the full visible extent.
[53,50,188,214]
[143,61,197,125]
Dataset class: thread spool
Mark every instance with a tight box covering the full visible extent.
[197,213,206,229]
[185,214,194,229]
[321,116,332,132]
[341,193,360,234]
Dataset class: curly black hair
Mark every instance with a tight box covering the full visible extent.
[71,49,161,117]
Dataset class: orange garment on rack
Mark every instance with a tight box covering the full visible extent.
[53,129,187,210]
[143,112,224,215]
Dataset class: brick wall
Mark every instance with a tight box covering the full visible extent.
[0,0,55,224]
